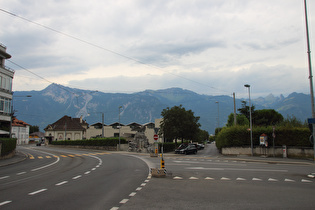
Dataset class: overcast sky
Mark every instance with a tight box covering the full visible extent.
[0,0,314,98]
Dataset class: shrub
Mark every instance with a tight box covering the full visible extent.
[0,138,17,156]
[158,142,177,153]
[215,126,311,150]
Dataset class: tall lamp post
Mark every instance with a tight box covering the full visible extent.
[118,106,122,151]
[215,101,220,129]
[244,84,253,156]
[10,95,32,138]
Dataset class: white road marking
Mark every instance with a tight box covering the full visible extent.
[56,181,68,186]
[236,178,247,181]
[252,178,262,181]
[221,177,231,181]
[268,178,278,182]
[72,175,82,180]
[129,192,137,197]
[205,177,214,180]
[28,189,47,195]
[189,177,199,180]
[140,183,146,186]
[185,166,287,172]
[0,201,12,206]
[17,172,26,175]
[173,176,183,180]
[120,199,129,204]
[84,171,91,175]
[301,179,313,183]
[136,187,142,191]
[0,176,9,180]
[110,207,119,210]
[284,179,295,182]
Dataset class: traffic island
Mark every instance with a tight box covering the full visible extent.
[151,168,167,178]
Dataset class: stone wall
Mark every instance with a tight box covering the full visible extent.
[222,146,314,159]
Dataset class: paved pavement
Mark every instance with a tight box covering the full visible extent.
[0,150,27,167]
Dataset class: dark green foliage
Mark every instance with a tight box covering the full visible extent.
[160,105,201,145]
[158,142,177,153]
[30,125,40,133]
[51,138,126,146]
[226,113,249,127]
[216,126,311,150]
[254,109,283,126]
[0,138,17,156]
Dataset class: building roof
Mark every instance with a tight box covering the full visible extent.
[29,131,45,138]
[44,115,87,131]
[12,117,30,127]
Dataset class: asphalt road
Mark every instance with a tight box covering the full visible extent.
[120,143,315,210]
[0,146,149,210]
[1,144,315,209]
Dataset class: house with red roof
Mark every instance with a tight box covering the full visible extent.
[11,117,30,145]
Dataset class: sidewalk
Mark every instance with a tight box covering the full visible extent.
[0,151,27,167]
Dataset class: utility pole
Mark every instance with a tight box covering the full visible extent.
[304,0,315,161]
[233,92,237,126]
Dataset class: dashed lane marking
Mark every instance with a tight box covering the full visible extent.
[120,199,129,204]
[0,176,9,180]
[129,192,137,197]
[0,201,12,206]
[17,172,26,175]
[28,189,47,195]
[55,181,68,186]
[72,175,82,180]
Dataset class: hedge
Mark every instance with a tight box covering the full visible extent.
[51,137,127,146]
[158,142,177,153]
[0,138,17,156]
[215,126,311,150]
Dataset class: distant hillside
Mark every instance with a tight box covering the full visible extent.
[13,84,312,134]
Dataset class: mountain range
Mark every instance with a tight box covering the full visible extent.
[13,84,312,134]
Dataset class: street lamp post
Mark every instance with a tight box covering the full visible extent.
[215,101,220,128]
[118,106,122,151]
[101,112,104,138]
[10,95,32,138]
[244,84,253,156]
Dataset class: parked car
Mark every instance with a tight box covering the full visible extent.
[175,144,197,155]
[197,143,205,150]
[175,144,188,154]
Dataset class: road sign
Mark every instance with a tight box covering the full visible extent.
[154,134,158,141]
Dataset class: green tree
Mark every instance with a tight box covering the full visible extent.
[226,113,249,127]
[253,109,283,126]
[195,129,209,143]
[237,101,255,121]
[160,105,201,145]
[30,125,39,133]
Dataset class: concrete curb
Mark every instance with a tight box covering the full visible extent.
[0,151,28,167]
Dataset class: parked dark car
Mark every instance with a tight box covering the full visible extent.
[175,144,188,154]
[175,144,197,155]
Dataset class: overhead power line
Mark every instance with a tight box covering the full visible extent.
[0,8,229,94]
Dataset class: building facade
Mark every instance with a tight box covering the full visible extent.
[44,115,88,141]
[11,117,30,145]
[0,43,14,136]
